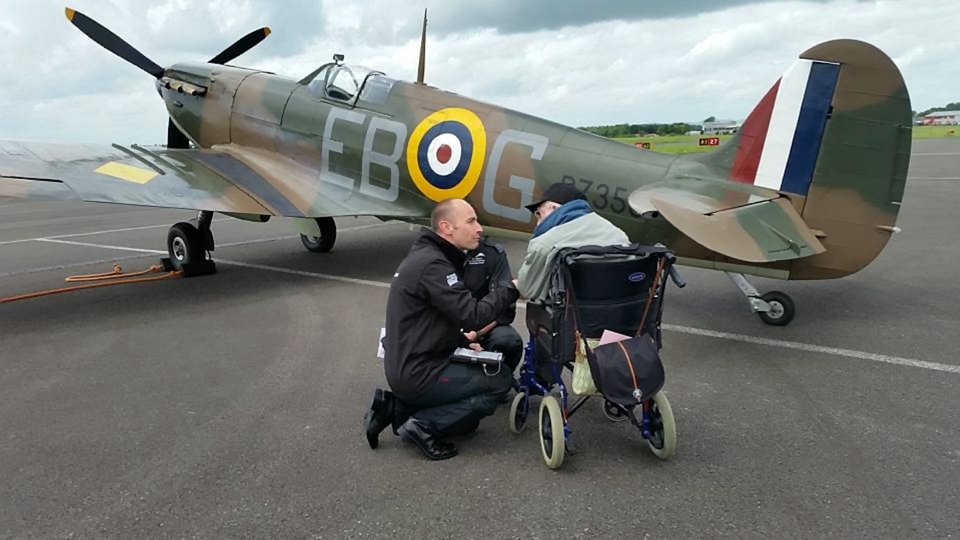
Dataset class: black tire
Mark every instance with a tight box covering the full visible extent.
[300,217,337,253]
[508,392,527,434]
[602,399,629,422]
[758,291,796,326]
[167,222,205,271]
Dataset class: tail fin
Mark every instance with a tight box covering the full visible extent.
[694,39,912,279]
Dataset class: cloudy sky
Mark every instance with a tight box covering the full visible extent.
[0,0,956,144]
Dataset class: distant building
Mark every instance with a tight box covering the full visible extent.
[703,119,741,134]
[922,111,960,125]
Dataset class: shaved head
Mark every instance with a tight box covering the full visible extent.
[431,199,483,250]
[431,199,463,232]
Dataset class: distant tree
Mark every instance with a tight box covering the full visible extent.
[918,101,960,117]
[578,122,705,138]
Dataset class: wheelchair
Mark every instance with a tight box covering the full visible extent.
[508,243,685,469]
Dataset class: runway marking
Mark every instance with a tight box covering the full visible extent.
[36,238,166,254]
[8,231,959,376]
[0,218,231,246]
[167,260,960,376]
[0,253,155,279]
[0,223,395,279]
[660,324,960,375]
[0,220,391,247]
[217,259,392,289]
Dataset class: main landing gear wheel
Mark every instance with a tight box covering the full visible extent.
[757,291,796,326]
[645,391,677,460]
[508,392,528,434]
[167,222,206,271]
[300,217,337,253]
[539,395,566,470]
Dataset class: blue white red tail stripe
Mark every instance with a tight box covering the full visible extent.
[732,59,840,195]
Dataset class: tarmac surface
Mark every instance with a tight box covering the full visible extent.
[1,138,958,538]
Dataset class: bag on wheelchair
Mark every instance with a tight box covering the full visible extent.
[561,245,672,406]
[585,332,664,405]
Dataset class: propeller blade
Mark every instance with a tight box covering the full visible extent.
[208,27,271,65]
[65,8,164,79]
[167,120,191,149]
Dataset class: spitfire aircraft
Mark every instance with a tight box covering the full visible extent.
[0,8,911,326]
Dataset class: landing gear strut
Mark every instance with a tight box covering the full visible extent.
[300,217,337,253]
[166,210,217,276]
[726,272,795,326]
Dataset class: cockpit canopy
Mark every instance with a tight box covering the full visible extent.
[302,61,392,105]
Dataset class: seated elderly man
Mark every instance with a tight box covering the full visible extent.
[516,182,630,303]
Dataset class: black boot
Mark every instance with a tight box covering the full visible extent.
[363,388,394,449]
[398,418,458,461]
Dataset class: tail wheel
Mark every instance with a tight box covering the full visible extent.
[508,392,528,434]
[645,391,677,460]
[167,222,205,271]
[538,396,565,469]
[758,291,796,326]
[300,217,337,253]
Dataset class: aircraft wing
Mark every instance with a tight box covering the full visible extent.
[0,141,424,219]
[628,178,825,263]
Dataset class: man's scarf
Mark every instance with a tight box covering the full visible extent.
[532,199,592,238]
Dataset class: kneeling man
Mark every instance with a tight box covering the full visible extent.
[364,199,518,460]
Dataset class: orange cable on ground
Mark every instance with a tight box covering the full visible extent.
[0,264,181,304]
[65,264,166,282]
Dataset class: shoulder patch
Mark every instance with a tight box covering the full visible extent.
[446,273,459,286]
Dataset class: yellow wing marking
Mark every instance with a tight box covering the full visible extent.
[94,162,158,184]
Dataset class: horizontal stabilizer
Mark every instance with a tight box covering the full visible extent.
[629,180,825,263]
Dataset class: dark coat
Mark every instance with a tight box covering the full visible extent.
[463,237,517,326]
[384,228,519,398]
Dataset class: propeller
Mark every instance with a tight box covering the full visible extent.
[65,8,271,149]
[209,27,272,65]
[65,8,164,79]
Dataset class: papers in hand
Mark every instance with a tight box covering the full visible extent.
[451,347,503,366]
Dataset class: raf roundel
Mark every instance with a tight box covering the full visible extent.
[406,108,487,201]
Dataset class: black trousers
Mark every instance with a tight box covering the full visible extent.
[479,324,524,372]
[402,361,512,436]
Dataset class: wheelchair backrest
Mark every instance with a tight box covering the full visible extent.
[557,244,671,339]
[525,244,675,365]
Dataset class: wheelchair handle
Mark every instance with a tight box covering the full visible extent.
[668,265,686,288]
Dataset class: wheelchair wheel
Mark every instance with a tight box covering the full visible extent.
[539,396,565,469]
[508,392,528,434]
[602,399,630,422]
[645,391,677,460]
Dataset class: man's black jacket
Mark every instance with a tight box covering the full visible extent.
[384,228,519,398]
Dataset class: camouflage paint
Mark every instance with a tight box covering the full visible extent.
[0,30,911,283]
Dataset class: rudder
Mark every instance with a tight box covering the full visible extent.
[693,39,911,279]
